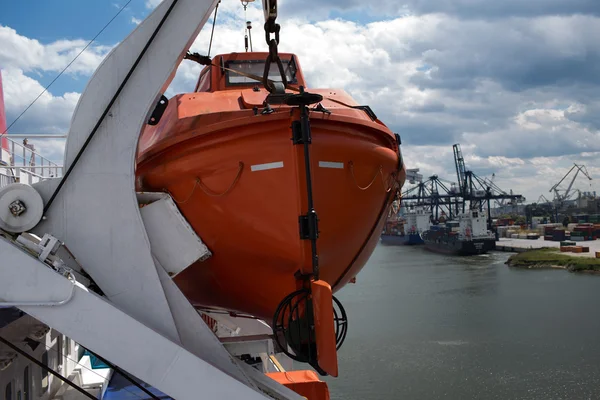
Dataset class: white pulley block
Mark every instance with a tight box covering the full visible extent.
[0,183,44,233]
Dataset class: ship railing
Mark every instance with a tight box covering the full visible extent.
[0,136,63,188]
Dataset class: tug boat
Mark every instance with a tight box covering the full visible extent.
[136,51,406,372]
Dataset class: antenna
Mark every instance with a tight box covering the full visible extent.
[241,0,255,52]
[246,21,253,52]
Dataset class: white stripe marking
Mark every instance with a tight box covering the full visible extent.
[319,161,344,169]
[251,161,284,172]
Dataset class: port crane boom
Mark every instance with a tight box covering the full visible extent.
[549,163,592,206]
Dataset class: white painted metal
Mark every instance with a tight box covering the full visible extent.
[0,136,63,187]
[251,161,284,171]
[221,336,275,357]
[0,239,279,400]
[138,192,212,277]
[0,183,44,232]
[203,311,273,337]
[150,255,262,391]
[0,271,76,308]
[30,0,257,387]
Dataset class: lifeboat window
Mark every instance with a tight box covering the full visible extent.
[225,59,297,86]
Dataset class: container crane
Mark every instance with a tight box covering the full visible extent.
[452,143,525,229]
[549,163,592,208]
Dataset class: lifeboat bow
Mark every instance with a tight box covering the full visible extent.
[135,7,406,378]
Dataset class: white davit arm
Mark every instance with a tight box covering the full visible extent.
[28,0,301,399]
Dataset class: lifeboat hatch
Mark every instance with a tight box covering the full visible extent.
[137,192,212,277]
[272,281,347,377]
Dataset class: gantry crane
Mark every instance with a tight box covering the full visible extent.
[452,143,525,229]
[549,163,592,208]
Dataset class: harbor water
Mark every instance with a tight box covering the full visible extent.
[325,244,600,399]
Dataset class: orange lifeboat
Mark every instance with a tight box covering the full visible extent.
[136,51,406,374]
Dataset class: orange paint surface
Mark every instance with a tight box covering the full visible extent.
[266,370,331,400]
[136,52,406,324]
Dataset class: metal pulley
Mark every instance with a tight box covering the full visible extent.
[262,0,277,23]
[0,183,44,233]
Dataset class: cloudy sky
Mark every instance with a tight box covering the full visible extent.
[1,0,599,202]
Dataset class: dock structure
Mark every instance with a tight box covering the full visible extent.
[495,238,600,258]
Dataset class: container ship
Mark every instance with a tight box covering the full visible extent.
[422,210,496,256]
[402,206,430,245]
[381,205,430,245]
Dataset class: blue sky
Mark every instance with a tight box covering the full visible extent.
[0,1,149,95]
[1,0,600,201]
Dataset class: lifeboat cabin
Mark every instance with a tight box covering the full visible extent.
[136,51,406,376]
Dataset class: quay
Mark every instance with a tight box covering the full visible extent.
[495,238,600,258]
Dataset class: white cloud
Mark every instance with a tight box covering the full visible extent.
[131,16,142,25]
[0,26,112,75]
[2,4,600,203]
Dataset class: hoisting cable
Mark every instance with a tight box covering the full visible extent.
[207,0,220,57]
[0,0,134,137]
[43,0,180,214]
[0,335,97,400]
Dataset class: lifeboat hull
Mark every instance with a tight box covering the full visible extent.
[137,90,405,322]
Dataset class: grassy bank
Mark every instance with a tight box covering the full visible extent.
[506,247,600,273]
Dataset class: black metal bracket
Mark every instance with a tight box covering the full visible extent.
[291,120,311,144]
[312,103,331,114]
[265,92,291,105]
[147,95,168,126]
[395,133,402,146]
[299,211,319,240]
